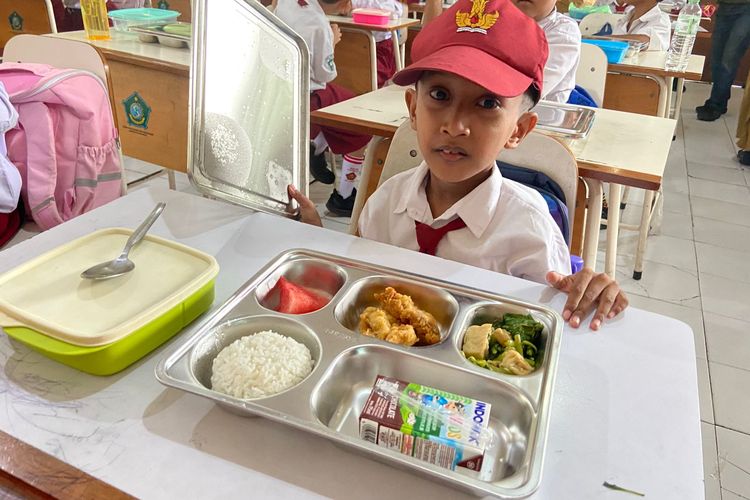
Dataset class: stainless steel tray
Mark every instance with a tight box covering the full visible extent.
[535,101,596,139]
[129,22,191,48]
[155,249,562,498]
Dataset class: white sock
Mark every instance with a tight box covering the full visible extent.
[312,132,328,156]
[338,154,363,198]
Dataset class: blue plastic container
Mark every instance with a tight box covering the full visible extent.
[108,8,180,32]
[581,39,629,64]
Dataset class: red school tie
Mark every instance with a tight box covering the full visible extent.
[414,218,467,256]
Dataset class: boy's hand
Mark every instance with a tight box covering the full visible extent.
[331,23,342,45]
[546,270,628,331]
[287,185,323,227]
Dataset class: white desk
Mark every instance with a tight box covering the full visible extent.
[327,15,419,71]
[0,187,703,499]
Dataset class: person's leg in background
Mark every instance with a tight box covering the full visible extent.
[697,3,750,121]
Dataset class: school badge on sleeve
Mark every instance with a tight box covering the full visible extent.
[455,0,499,34]
[123,92,152,130]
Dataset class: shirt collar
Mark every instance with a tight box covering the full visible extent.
[393,162,504,239]
[624,4,662,26]
[537,7,558,29]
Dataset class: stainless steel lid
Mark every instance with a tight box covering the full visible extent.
[189,0,309,216]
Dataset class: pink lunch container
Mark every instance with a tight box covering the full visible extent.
[352,8,391,26]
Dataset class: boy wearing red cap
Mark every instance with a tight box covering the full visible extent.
[290,0,628,330]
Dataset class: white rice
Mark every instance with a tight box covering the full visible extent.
[210,330,314,399]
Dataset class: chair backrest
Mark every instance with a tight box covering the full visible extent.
[575,43,608,107]
[0,0,56,54]
[3,34,118,121]
[578,13,621,36]
[350,121,579,248]
[332,27,377,95]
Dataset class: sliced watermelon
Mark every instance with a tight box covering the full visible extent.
[272,276,330,314]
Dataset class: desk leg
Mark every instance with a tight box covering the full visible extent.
[605,183,622,278]
[656,76,669,118]
[392,34,403,71]
[672,77,686,120]
[583,178,603,270]
[633,189,657,280]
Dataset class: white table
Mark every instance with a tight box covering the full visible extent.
[0,187,703,499]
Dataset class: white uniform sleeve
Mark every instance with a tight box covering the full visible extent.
[505,211,571,284]
[631,12,672,51]
[310,23,337,86]
[541,19,581,103]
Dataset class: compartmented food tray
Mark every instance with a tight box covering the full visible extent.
[130,22,191,48]
[535,101,596,139]
[156,249,562,497]
[0,228,219,375]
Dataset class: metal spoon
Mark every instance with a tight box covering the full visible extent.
[81,203,166,280]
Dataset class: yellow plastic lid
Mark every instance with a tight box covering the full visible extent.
[0,228,219,347]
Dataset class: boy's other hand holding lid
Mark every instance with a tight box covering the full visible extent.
[546,269,628,331]
[287,185,323,227]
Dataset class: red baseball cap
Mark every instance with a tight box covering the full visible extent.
[393,0,548,101]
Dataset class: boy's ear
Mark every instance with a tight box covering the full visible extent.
[505,112,538,149]
[405,87,418,131]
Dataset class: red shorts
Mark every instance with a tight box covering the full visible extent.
[311,83,371,155]
[375,39,396,88]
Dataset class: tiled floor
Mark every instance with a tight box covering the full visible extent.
[4,82,750,500]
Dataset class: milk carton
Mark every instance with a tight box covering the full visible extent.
[358,375,492,472]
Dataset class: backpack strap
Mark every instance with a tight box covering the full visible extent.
[15,102,64,229]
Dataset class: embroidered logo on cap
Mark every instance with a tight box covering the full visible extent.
[455,0,499,34]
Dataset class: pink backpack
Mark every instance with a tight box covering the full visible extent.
[0,63,122,230]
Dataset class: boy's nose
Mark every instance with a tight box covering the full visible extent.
[441,108,470,137]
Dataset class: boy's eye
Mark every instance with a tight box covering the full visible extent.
[428,88,449,101]
[478,97,501,109]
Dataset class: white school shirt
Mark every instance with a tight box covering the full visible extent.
[275,0,336,91]
[352,0,404,42]
[0,82,20,214]
[538,9,581,103]
[358,162,571,284]
[613,4,671,51]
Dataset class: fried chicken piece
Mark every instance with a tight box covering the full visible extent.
[359,306,418,346]
[384,324,418,346]
[359,306,393,339]
[374,287,441,345]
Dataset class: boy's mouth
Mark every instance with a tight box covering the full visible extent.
[435,146,468,161]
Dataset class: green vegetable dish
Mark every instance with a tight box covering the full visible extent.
[461,313,544,376]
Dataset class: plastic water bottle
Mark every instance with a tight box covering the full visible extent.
[665,0,702,72]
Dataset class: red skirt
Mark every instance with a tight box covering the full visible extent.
[311,83,371,155]
[376,39,396,88]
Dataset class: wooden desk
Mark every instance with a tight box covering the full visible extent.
[0,186,703,500]
[48,30,190,174]
[311,85,678,275]
[327,15,419,71]
[605,52,705,118]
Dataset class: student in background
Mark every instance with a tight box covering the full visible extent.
[610,0,671,50]
[512,0,582,102]
[290,0,628,330]
[350,0,405,87]
[53,0,149,32]
[275,0,372,217]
